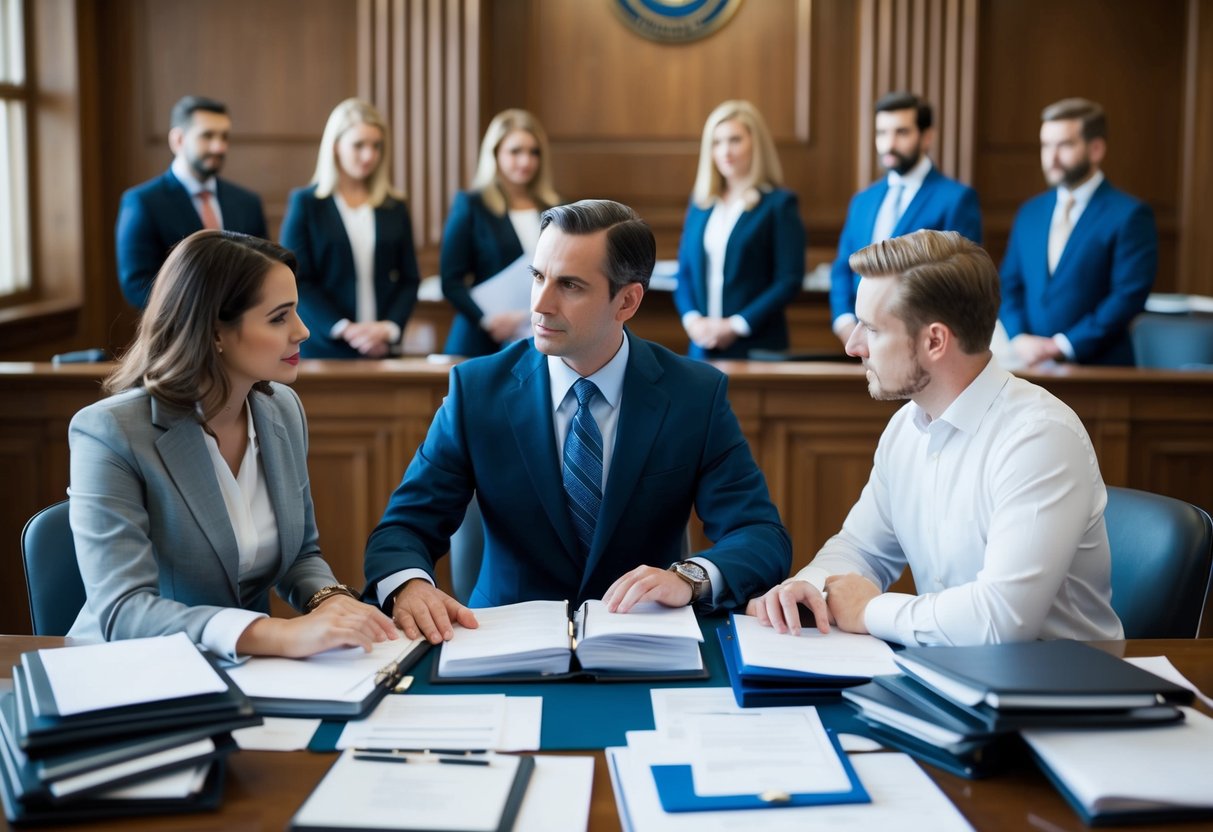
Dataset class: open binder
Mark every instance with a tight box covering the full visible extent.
[430,600,708,684]
[226,635,430,718]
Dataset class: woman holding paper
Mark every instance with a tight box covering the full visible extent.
[673,100,806,359]
[66,230,398,658]
[280,98,420,359]
[440,109,561,357]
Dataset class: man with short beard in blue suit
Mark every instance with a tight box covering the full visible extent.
[364,200,791,645]
[116,95,268,308]
[1000,98,1157,366]
[830,91,983,346]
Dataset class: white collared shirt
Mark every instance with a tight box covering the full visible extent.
[681,198,752,337]
[792,357,1123,646]
[199,403,279,658]
[171,157,225,230]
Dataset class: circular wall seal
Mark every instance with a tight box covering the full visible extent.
[612,0,744,44]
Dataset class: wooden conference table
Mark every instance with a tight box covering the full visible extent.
[1,636,1211,832]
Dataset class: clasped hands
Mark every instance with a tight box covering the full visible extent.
[342,321,396,357]
[745,573,880,636]
[391,564,693,644]
[685,317,739,352]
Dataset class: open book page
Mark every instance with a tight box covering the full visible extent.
[437,600,572,677]
[574,601,703,672]
[35,633,228,717]
[733,613,899,678]
[1022,706,1213,814]
[227,631,422,703]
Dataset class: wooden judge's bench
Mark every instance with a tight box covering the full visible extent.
[2,293,1211,636]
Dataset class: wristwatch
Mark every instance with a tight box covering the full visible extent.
[304,583,359,613]
[668,560,710,605]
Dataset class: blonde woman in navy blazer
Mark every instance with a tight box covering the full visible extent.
[67,231,396,657]
[281,99,420,359]
[440,109,560,357]
[674,101,806,360]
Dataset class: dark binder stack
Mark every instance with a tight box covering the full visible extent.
[842,640,1193,780]
[0,635,259,825]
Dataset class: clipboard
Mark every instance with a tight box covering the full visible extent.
[648,729,870,812]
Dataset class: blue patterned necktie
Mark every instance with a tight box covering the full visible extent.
[563,378,603,555]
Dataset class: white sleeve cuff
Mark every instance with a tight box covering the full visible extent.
[1053,333,1075,361]
[384,321,402,344]
[330,318,351,339]
[376,569,436,609]
[681,311,704,329]
[862,591,914,646]
[728,315,752,337]
[789,564,832,593]
[200,608,267,661]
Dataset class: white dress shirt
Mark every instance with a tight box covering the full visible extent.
[171,157,225,230]
[681,198,752,337]
[1047,170,1104,359]
[792,357,1123,646]
[199,404,281,658]
[508,209,542,257]
[330,195,399,344]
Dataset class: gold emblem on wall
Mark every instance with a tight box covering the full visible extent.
[611,0,744,44]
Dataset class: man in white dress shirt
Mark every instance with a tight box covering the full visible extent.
[752,229,1123,646]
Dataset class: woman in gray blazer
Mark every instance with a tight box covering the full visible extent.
[67,230,397,658]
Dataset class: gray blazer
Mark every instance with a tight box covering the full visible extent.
[66,383,337,642]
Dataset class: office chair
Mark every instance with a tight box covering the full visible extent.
[20,500,88,636]
[1105,486,1213,638]
[1130,313,1213,370]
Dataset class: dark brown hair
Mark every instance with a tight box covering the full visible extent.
[539,200,656,297]
[106,230,297,421]
[1041,97,1107,142]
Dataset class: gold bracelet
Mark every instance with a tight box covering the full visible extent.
[305,583,359,613]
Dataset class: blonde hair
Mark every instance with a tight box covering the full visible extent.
[691,100,783,210]
[470,109,560,216]
[311,98,401,207]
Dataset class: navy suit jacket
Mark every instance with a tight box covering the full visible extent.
[829,167,982,321]
[115,169,267,308]
[999,179,1157,366]
[673,188,806,359]
[440,190,531,358]
[280,186,421,359]
[364,332,791,611]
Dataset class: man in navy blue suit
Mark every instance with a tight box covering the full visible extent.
[1000,98,1157,366]
[830,92,982,346]
[115,96,268,308]
[364,200,791,644]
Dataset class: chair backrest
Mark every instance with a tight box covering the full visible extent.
[20,500,87,636]
[1105,486,1213,638]
[1130,313,1213,369]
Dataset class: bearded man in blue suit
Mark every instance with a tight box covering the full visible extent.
[1000,98,1157,366]
[116,96,267,308]
[364,200,791,644]
[830,92,983,346]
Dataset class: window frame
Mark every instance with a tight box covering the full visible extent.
[0,0,37,309]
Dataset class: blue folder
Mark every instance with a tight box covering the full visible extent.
[649,729,869,812]
[717,622,860,708]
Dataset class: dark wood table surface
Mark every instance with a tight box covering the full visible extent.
[2,636,1210,831]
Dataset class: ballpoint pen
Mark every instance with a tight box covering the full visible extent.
[352,751,491,766]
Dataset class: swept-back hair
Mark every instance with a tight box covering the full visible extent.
[540,200,655,297]
[1041,97,1107,142]
[106,230,297,421]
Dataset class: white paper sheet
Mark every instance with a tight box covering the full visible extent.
[500,697,543,751]
[1022,707,1213,814]
[37,633,227,716]
[98,762,211,800]
[607,747,974,832]
[227,632,423,704]
[1125,656,1213,709]
[336,694,507,751]
[292,749,523,832]
[732,613,899,679]
[233,717,322,751]
[469,255,534,340]
[516,756,594,832]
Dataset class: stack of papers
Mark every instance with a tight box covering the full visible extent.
[335,694,542,752]
[0,634,254,823]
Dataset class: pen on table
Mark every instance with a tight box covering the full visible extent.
[354,748,488,756]
[353,751,490,766]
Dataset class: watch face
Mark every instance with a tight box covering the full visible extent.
[679,561,708,582]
